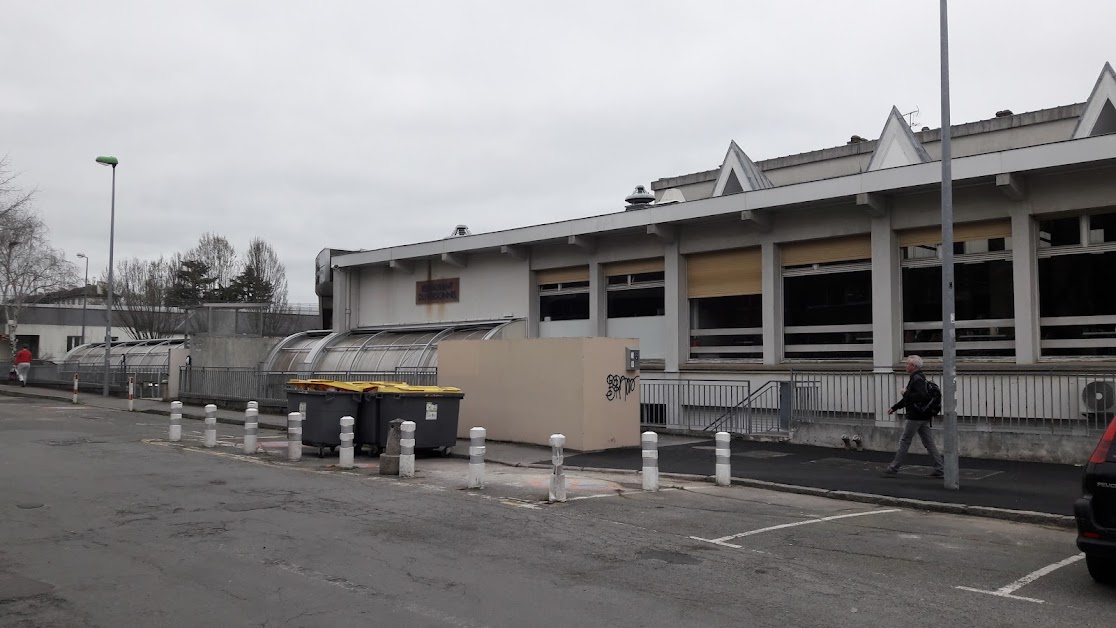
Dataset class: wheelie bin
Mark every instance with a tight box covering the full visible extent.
[370,385,464,454]
[286,380,374,457]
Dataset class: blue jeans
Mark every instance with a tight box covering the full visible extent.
[888,419,944,473]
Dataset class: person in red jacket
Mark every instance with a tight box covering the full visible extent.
[14,345,32,387]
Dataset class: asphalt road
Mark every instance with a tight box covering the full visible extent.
[1,396,1112,627]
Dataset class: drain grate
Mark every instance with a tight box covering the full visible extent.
[40,437,104,447]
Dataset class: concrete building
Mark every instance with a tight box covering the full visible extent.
[323,63,1116,366]
[302,63,1116,458]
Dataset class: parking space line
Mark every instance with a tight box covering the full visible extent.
[689,509,901,548]
[955,553,1084,604]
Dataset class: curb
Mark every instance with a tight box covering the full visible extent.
[463,453,1075,530]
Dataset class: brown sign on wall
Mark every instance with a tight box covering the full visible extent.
[416,278,460,305]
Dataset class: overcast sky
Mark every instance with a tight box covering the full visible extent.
[2,0,1113,303]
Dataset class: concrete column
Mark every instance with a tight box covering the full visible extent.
[664,241,688,372]
[526,274,540,339]
[169,401,182,442]
[589,260,607,337]
[244,407,259,454]
[204,404,217,448]
[641,431,659,491]
[549,434,567,502]
[287,412,303,462]
[399,421,416,478]
[468,427,486,489]
[761,241,782,365]
[715,431,731,486]
[333,269,352,333]
[1011,208,1040,364]
[870,213,902,371]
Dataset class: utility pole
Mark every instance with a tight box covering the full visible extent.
[939,0,960,490]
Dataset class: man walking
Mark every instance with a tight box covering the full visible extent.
[883,355,944,478]
[14,345,32,388]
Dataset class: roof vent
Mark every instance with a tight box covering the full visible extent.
[848,135,868,144]
[657,188,686,205]
[996,109,1014,117]
[448,225,471,237]
[624,185,655,209]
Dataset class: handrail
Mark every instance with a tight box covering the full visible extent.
[702,379,779,432]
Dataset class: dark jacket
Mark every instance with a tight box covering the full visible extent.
[891,371,932,421]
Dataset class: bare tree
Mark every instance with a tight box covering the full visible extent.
[111,255,186,339]
[187,232,237,300]
[0,156,35,222]
[0,206,78,356]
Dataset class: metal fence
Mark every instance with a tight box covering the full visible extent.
[177,366,439,408]
[642,370,1116,436]
[21,362,170,397]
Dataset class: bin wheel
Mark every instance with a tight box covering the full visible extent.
[440,446,452,457]
[317,446,325,458]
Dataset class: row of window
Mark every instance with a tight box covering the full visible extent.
[536,211,1116,360]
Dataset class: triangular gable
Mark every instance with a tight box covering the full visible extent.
[867,106,931,171]
[1073,62,1116,139]
[712,141,773,196]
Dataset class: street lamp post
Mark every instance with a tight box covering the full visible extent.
[95,155,118,397]
[939,1,960,490]
[76,253,89,346]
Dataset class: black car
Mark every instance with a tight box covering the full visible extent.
[1075,417,1116,584]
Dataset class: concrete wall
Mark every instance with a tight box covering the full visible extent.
[358,253,529,326]
[437,337,641,451]
[190,335,279,369]
[3,323,136,362]
[791,420,1096,465]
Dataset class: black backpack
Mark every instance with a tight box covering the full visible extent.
[915,378,943,417]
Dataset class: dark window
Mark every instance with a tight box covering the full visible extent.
[784,271,871,327]
[67,336,83,351]
[1089,213,1116,244]
[540,293,589,321]
[784,271,872,359]
[1039,250,1116,356]
[607,287,664,318]
[690,295,763,359]
[902,261,1015,356]
[1038,217,1081,248]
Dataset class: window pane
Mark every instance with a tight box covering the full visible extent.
[1089,212,1116,244]
[540,293,589,321]
[607,287,664,318]
[690,295,762,359]
[1038,216,1081,247]
[784,271,871,326]
[902,261,1015,357]
[1039,250,1116,357]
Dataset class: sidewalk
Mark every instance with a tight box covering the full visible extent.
[0,384,1085,522]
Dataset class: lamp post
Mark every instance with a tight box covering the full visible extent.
[939,1,960,490]
[76,253,89,346]
[95,155,118,396]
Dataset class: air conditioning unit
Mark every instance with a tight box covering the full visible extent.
[1081,380,1116,417]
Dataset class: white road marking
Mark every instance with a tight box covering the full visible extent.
[690,509,901,548]
[955,553,1084,604]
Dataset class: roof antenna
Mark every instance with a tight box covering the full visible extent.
[902,107,921,129]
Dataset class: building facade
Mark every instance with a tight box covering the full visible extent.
[324,63,1116,382]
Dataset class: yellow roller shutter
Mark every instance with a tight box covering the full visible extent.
[687,248,762,298]
[898,219,1012,247]
[781,235,871,267]
[535,266,589,285]
[604,258,665,277]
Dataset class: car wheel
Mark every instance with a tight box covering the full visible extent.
[1086,554,1116,585]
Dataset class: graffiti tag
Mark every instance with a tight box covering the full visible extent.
[606,374,639,402]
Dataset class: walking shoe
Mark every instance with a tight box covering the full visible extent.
[927,470,944,478]
[881,469,898,478]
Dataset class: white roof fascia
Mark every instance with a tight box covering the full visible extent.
[866,106,932,171]
[333,133,1116,268]
[711,140,773,196]
[1072,62,1116,139]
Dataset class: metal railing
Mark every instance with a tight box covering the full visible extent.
[642,369,1116,436]
[22,362,170,395]
[177,366,438,408]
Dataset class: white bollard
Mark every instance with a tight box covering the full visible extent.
[642,431,659,492]
[715,431,731,486]
[169,401,182,442]
[127,376,135,412]
[339,415,355,469]
[549,433,567,502]
[287,412,303,461]
[204,404,217,448]
[243,407,259,454]
[468,427,486,489]
[72,373,79,404]
[399,420,416,478]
